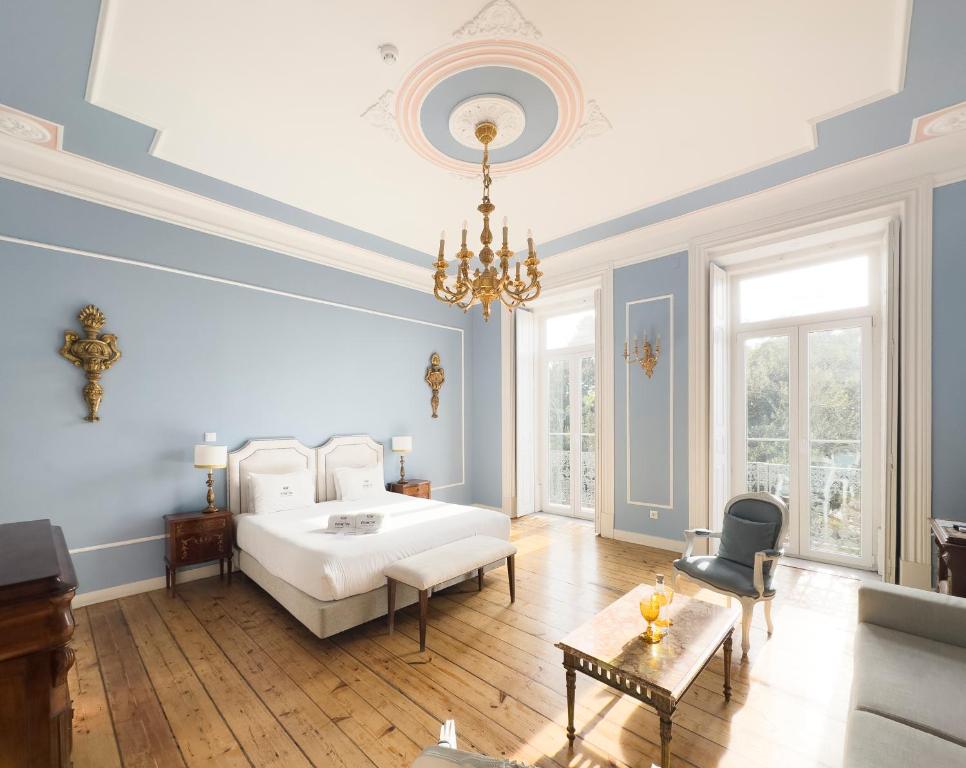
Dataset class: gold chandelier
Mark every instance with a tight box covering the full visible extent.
[432,121,542,321]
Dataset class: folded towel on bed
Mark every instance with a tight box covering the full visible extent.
[325,511,385,535]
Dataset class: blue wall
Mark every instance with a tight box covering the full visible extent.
[0,178,499,595]
[932,179,966,523]
[613,252,689,539]
[468,309,503,509]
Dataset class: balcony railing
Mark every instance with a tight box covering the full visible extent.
[548,448,595,508]
[746,460,862,557]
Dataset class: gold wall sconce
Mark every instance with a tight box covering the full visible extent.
[425,352,445,418]
[624,333,661,379]
[59,305,122,421]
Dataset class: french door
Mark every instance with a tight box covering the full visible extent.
[543,349,596,519]
[733,318,875,567]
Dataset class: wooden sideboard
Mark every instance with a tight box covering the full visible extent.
[0,520,77,768]
[931,518,966,597]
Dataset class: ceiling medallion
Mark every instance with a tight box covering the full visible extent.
[448,94,525,149]
[395,40,584,175]
[432,121,542,322]
[453,0,541,41]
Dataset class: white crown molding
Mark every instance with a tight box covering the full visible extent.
[0,135,433,293]
[545,131,966,279]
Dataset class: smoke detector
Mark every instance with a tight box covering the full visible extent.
[378,44,398,65]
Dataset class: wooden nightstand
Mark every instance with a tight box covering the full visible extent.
[387,479,431,499]
[163,508,233,597]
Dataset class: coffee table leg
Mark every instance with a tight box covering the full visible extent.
[564,654,576,747]
[723,631,733,702]
[659,712,672,767]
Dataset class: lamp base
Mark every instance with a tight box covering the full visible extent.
[204,469,218,513]
[398,454,406,483]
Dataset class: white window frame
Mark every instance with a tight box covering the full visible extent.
[729,244,884,569]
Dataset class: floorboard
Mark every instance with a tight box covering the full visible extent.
[71,514,859,767]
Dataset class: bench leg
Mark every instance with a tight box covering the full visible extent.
[387,578,396,634]
[418,589,429,651]
[508,554,516,603]
[477,567,484,591]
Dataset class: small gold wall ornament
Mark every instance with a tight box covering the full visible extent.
[624,333,661,379]
[424,352,446,419]
[59,304,122,422]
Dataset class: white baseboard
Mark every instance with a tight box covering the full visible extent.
[612,528,686,553]
[72,563,223,608]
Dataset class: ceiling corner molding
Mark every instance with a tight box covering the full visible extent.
[452,0,541,40]
[0,135,432,292]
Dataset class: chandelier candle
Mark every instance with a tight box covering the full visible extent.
[432,121,542,321]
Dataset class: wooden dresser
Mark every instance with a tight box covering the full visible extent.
[0,520,77,768]
[931,518,966,597]
[387,479,431,499]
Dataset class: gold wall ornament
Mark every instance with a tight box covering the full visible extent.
[624,333,661,379]
[59,304,122,421]
[424,352,446,419]
[432,120,542,322]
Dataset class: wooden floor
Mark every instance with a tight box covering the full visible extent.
[70,514,861,768]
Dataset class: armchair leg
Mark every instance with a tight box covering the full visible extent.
[764,599,774,636]
[739,598,755,660]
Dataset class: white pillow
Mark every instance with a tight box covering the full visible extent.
[248,470,314,515]
[336,466,387,501]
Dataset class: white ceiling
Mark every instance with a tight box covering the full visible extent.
[88,0,909,257]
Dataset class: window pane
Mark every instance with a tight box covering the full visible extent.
[738,256,869,324]
[744,335,790,505]
[547,359,571,506]
[545,310,595,349]
[808,327,863,558]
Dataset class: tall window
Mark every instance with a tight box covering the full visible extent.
[541,308,596,519]
[731,253,879,567]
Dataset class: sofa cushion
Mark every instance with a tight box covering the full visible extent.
[852,622,966,747]
[672,555,775,598]
[845,710,966,768]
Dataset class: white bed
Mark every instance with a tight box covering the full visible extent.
[228,435,510,638]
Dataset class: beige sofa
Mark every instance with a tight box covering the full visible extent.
[846,582,966,766]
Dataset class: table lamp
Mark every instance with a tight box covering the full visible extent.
[194,442,228,512]
[391,436,413,482]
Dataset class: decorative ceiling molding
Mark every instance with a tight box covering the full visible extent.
[0,104,62,151]
[395,40,583,175]
[543,131,966,280]
[910,101,966,143]
[448,94,526,149]
[571,99,612,147]
[360,90,399,141]
[452,0,541,41]
[0,135,433,293]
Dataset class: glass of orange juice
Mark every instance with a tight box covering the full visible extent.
[654,574,674,630]
[639,594,662,644]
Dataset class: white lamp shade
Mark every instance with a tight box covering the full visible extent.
[193,444,228,469]
[391,436,413,454]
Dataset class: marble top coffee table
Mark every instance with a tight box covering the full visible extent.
[555,584,740,767]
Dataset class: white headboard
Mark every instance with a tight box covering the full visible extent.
[227,438,316,516]
[227,435,384,514]
[317,434,384,501]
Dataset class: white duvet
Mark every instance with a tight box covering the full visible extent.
[235,493,511,601]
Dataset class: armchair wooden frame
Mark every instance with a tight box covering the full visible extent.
[672,492,788,659]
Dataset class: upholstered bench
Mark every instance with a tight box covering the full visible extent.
[385,535,517,651]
